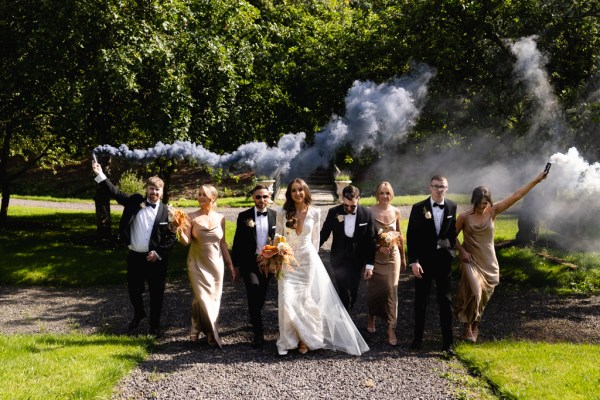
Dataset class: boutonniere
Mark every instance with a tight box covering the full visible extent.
[337,214,345,223]
[246,219,255,228]
[140,201,146,209]
[423,207,432,220]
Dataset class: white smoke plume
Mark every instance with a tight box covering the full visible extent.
[94,133,306,178]
[94,65,435,180]
[550,147,600,195]
[508,36,567,139]
[287,66,434,178]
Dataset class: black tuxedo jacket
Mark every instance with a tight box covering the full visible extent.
[319,204,376,267]
[231,207,277,270]
[98,178,177,259]
[406,197,457,266]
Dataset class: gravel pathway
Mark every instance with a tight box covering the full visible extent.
[2,199,599,399]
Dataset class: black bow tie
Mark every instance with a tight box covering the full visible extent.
[257,211,268,217]
[345,212,356,216]
[145,201,156,209]
[433,202,444,209]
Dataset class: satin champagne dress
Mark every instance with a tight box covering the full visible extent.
[367,218,401,328]
[453,215,500,323]
[187,216,225,347]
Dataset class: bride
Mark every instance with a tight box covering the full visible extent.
[275,178,369,356]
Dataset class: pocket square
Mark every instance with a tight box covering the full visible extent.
[446,216,453,219]
[159,222,168,225]
[359,223,367,226]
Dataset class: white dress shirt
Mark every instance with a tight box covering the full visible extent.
[344,213,356,238]
[430,198,445,236]
[255,207,269,254]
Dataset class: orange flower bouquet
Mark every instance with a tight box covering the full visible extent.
[167,206,190,238]
[257,234,298,279]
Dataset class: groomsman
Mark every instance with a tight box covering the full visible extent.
[92,162,177,337]
[407,175,457,354]
[320,185,376,311]
[232,184,277,347]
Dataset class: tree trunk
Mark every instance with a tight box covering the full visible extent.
[516,192,540,244]
[94,154,113,244]
[0,123,13,228]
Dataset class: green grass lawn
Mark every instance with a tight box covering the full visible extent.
[456,340,600,400]
[2,205,598,293]
[0,206,235,286]
[0,333,152,400]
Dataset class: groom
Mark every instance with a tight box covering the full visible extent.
[231,184,277,347]
[407,175,457,354]
[320,185,376,311]
[92,162,177,337]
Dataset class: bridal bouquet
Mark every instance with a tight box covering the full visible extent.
[167,205,190,237]
[257,234,297,279]
[377,228,400,249]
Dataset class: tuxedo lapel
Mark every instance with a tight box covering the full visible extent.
[267,209,276,240]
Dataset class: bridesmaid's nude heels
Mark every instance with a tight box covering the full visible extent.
[190,333,199,343]
[463,323,476,343]
[387,327,398,346]
[298,341,308,355]
[367,316,376,333]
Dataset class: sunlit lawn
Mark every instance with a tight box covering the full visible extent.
[456,340,600,400]
[0,207,235,286]
[0,333,152,400]
[2,205,598,293]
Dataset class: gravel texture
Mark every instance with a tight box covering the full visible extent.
[2,199,599,399]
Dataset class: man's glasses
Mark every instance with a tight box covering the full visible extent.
[255,195,270,199]
[431,185,448,190]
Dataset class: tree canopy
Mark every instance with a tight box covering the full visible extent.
[1,0,599,221]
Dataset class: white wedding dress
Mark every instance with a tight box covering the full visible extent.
[276,207,369,356]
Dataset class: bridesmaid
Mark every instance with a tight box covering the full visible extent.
[365,182,407,346]
[178,185,237,347]
[454,170,548,342]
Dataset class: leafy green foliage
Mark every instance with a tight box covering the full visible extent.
[117,170,145,195]
[0,206,241,286]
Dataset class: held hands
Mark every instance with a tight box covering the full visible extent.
[411,262,424,279]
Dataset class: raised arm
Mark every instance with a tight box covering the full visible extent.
[492,171,548,216]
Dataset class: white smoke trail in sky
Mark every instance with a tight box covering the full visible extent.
[508,36,566,137]
[94,65,435,179]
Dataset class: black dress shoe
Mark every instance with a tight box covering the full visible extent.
[149,327,161,338]
[127,317,144,331]
[409,340,422,351]
[441,346,456,357]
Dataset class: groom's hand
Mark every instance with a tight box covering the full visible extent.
[92,161,103,175]
[411,262,424,279]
